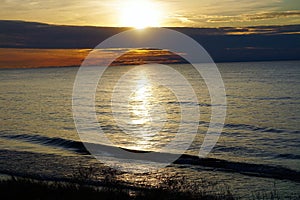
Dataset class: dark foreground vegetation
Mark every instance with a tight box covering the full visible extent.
[0,176,234,200]
[0,165,299,200]
[1,176,299,200]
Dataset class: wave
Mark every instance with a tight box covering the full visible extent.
[0,134,89,154]
[198,120,299,135]
[1,133,300,182]
[254,96,292,101]
[223,122,300,134]
[275,154,300,160]
[175,154,300,182]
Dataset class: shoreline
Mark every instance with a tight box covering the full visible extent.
[0,147,300,183]
[0,170,299,200]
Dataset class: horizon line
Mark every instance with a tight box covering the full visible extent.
[2,19,300,29]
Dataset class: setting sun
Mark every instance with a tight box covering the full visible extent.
[120,0,163,29]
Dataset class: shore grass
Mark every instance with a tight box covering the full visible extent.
[1,175,299,199]
[0,175,235,200]
[1,165,298,200]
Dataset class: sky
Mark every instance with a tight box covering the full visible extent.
[0,0,299,27]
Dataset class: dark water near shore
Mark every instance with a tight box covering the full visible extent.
[0,61,299,198]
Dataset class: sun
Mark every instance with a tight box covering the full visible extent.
[120,0,163,29]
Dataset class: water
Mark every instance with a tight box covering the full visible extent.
[0,61,299,198]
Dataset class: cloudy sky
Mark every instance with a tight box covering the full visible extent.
[0,0,299,27]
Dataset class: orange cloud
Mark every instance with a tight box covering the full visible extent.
[0,48,187,69]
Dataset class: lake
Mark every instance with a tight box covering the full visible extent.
[0,61,299,198]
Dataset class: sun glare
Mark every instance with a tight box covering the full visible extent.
[120,0,163,29]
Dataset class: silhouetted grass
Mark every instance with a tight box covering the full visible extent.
[0,176,130,200]
[0,175,235,200]
[1,165,297,199]
[251,182,300,200]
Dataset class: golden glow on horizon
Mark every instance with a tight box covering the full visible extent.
[0,0,299,27]
[120,0,163,29]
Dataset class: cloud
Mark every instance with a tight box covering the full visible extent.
[1,20,299,64]
[0,0,118,26]
[206,11,300,23]
[167,10,300,27]
[0,0,299,27]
